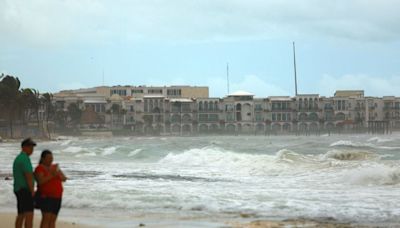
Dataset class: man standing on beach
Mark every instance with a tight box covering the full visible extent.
[13,138,36,228]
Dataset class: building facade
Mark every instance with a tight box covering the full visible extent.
[52,88,400,135]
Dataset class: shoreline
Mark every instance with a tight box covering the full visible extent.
[0,211,394,228]
[0,212,96,228]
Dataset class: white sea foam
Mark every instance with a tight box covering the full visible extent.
[367,137,394,143]
[324,149,378,161]
[275,149,311,163]
[330,140,373,148]
[63,146,84,153]
[343,164,400,185]
[160,146,273,168]
[60,140,72,146]
[75,152,97,157]
[102,146,118,156]
[128,148,143,157]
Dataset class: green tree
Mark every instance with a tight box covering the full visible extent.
[108,103,124,129]
[67,103,82,129]
[0,75,21,138]
[42,93,54,138]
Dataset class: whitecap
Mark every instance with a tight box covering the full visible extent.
[128,148,143,157]
[330,140,370,147]
[324,149,379,161]
[63,146,84,153]
[343,164,400,185]
[102,146,118,156]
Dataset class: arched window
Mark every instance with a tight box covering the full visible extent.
[236,103,242,111]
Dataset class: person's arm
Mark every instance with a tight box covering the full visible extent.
[24,172,34,195]
[35,171,57,186]
[58,169,67,182]
[21,157,34,195]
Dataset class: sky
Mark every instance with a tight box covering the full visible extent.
[1,0,400,97]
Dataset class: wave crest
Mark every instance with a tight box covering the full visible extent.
[344,165,400,185]
[324,150,378,161]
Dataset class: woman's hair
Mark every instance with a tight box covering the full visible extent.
[39,150,52,164]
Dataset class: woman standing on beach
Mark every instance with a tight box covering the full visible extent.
[34,150,67,228]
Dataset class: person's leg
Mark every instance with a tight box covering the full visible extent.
[24,212,33,228]
[15,190,24,228]
[49,198,61,228]
[15,189,34,228]
[40,212,52,228]
[15,214,25,228]
[40,211,45,228]
[49,213,57,228]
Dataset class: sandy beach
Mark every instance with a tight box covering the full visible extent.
[0,213,95,228]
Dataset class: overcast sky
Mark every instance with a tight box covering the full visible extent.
[1,0,400,97]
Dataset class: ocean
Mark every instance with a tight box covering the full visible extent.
[1,134,400,227]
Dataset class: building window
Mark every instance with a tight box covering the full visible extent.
[272,113,276,121]
[111,89,127,96]
[167,89,182,96]
[225,104,234,111]
[209,114,218,122]
[132,89,143,94]
[148,89,163,94]
[226,113,234,121]
[199,114,208,122]
[255,113,262,121]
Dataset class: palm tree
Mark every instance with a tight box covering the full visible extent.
[19,88,33,129]
[0,75,21,138]
[108,103,123,129]
[42,93,54,139]
[67,103,82,129]
[54,110,67,130]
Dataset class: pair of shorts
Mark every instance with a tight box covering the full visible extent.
[14,188,34,214]
[41,197,62,215]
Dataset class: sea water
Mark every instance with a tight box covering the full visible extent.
[1,134,400,226]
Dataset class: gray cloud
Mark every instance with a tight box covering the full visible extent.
[1,0,400,47]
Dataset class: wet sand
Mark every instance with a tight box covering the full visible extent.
[0,213,95,228]
[229,218,396,228]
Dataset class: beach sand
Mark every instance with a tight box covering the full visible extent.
[228,218,394,228]
[0,213,95,228]
[2,212,396,228]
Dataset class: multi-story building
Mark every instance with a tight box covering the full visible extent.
[52,87,397,135]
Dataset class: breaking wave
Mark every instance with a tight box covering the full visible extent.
[102,146,118,156]
[63,146,85,153]
[324,149,379,161]
[330,140,374,148]
[128,148,143,157]
[344,165,400,185]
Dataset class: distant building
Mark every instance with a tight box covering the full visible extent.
[51,87,400,135]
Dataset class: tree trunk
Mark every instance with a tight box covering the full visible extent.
[9,114,13,138]
[37,109,42,138]
[46,109,51,140]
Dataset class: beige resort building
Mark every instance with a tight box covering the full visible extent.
[53,86,400,135]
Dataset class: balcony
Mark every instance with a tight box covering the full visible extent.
[298,107,319,112]
[198,109,220,113]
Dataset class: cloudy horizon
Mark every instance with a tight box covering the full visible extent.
[1,0,400,97]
